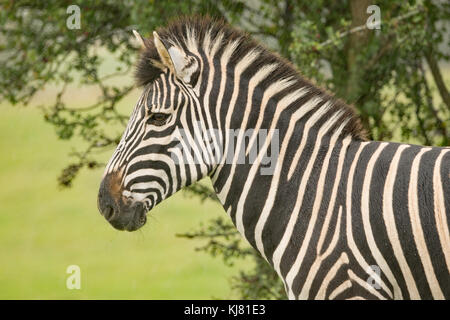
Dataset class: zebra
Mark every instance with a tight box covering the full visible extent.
[97,16,450,300]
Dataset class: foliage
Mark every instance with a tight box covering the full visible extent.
[178,212,286,299]
[1,0,449,299]
[288,0,450,144]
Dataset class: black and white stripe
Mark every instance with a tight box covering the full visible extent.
[101,17,450,300]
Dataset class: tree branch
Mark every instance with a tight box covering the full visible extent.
[425,51,450,111]
[319,6,423,48]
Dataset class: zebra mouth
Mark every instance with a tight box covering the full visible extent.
[123,203,147,232]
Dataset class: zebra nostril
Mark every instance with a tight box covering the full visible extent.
[103,205,115,221]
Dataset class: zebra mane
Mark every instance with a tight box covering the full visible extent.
[134,15,367,140]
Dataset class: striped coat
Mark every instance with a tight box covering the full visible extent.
[98,17,450,300]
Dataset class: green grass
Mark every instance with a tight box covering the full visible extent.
[0,105,242,299]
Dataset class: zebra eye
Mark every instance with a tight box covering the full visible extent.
[148,112,170,126]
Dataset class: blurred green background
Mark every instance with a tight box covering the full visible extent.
[0,97,242,299]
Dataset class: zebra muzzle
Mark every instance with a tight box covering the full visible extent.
[98,173,147,232]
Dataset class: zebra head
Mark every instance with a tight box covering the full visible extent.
[98,29,213,231]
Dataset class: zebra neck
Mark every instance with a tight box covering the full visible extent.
[209,85,356,257]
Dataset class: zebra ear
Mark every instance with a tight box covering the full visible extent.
[153,31,198,84]
[132,30,146,49]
